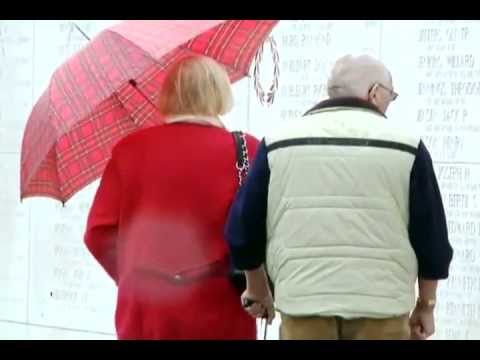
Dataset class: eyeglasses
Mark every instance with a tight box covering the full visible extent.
[371,83,398,101]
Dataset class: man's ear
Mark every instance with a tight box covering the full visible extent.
[368,83,378,102]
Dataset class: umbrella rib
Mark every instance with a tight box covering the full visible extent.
[104,29,160,73]
[104,28,201,71]
[211,21,242,61]
[23,85,58,189]
[233,21,262,72]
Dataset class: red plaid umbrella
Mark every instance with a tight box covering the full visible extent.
[20,20,278,204]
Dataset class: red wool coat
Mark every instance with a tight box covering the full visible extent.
[84,122,259,339]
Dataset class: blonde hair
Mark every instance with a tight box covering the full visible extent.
[327,54,391,99]
[158,56,233,117]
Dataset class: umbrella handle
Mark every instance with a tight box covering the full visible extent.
[262,317,268,340]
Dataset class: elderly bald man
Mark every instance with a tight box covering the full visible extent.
[225,54,453,340]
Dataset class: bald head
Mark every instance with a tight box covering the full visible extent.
[327,54,391,99]
[327,54,395,114]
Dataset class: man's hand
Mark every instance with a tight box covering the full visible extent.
[241,288,275,324]
[241,265,275,324]
[409,304,435,340]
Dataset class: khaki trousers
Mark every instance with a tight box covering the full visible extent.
[280,313,410,340]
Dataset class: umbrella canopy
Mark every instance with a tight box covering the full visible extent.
[20,20,278,203]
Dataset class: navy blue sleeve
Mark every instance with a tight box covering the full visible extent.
[225,139,270,270]
[409,140,453,279]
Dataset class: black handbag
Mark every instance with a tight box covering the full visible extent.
[228,131,274,297]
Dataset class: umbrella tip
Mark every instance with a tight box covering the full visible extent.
[129,79,137,87]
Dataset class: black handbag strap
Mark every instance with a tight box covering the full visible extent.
[231,131,249,186]
[231,131,270,340]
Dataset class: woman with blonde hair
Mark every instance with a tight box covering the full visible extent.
[84,55,259,339]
